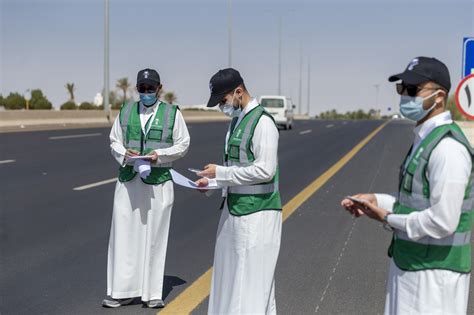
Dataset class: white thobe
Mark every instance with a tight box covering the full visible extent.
[107,101,190,302]
[375,111,472,315]
[207,99,282,315]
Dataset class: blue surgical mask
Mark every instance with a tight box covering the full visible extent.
[399,90,440,122]
[139,92,157,106]
[219,91,241,117]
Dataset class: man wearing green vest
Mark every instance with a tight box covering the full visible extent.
[196,68,282,314]
[103,68,190,308]
[342,57,473,314]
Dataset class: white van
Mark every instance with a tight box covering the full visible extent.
[259,95,295,130]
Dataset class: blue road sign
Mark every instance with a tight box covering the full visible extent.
[463,37,474,78]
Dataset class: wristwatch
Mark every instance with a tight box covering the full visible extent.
[383,213,393,232]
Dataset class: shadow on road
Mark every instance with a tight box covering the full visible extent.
[163,275,187,300]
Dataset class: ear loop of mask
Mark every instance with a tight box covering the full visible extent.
[421,90,442,116]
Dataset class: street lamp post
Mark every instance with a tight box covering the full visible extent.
[298,42,302,115]
[307,56,311,116]
[104,0,110,121]
[278,16,282,95]
[374,84,380,108]
[228,0,232,67]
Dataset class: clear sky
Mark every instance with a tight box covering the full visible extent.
[1,0,473,115]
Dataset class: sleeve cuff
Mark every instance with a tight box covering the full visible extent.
[215,165,229,181]
[386,214,408,232]
[375,193,396,212]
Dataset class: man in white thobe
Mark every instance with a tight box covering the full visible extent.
[103,68,190,309]
[196,68,282,314]
[342,57,473,314]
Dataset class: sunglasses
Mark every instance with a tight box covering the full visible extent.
[137,85,157,93]
[396,83,439,97]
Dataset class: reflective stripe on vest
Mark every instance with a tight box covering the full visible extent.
[228,182,279,194]
[237,110,261,164]
[120,101,134,137]
[395,230,472,246]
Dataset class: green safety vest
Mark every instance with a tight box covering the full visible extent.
[224,105,282,216]
[389,123,474,273]
[117,101,178,185]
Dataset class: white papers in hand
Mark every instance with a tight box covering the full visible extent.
[170,169,219,190]
[134,159,151,179]
[127,155,151,161]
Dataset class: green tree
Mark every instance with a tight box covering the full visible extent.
[30,89,52,109]
[65,83,75,103]
[446,95,465,121]
[60,101,77,110]
[164,91,177,104]
[4,92,26,109]
[116,78,131,102]
[79,102,97,110]
[0,94,4,107]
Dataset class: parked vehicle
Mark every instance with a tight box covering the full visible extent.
[259,95,295,130]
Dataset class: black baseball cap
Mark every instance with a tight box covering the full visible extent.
[388,57,451,92]
[137,68,160,87]
[207,68,244,107]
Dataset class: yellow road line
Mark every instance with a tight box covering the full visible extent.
[159,120,390,315]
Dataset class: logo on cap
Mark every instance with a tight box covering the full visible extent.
[144,71,149,78]
[407,58,419,71]
[209,82,214,93]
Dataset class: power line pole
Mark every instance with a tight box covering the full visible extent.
[104,0,110,121]
[228,0,232,67]
[298,42,302,115]
[374,84,380,109]
[307,56,311,116]
[278,16,282,95]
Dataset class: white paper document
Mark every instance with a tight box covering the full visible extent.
[170,169,220,190]
[127,155,151,161]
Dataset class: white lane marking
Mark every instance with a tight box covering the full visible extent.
[299,129,312,135]
[314,220,356,313]
[49,133,102,140]
[0,159,16,165]
[314,146,385,313]
[73,178,117,191]
[325,124,334,128]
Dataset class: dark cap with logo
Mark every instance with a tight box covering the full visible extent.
[137,68,161,87]
[207,68,244,107]
[388,57,451,92]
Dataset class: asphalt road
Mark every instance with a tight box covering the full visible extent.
[2,119,473,315]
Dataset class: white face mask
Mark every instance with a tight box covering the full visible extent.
[399,90,440,122]
[219,91,241,117]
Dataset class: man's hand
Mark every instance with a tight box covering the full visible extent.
[341,193,377,218]
[341,193,388,222]
[357,200,390,223]
[145,151,159,163]
[195,178,209,193]
[197,164,218,179]
[125,149,139,159]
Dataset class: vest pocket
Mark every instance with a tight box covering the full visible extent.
[148,129,163,141]
[228,145,240,160]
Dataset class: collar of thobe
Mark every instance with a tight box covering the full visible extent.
[413,111,453,147]
[139,101,161,135]
[236,98,259,122]
[139,100,160,114]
